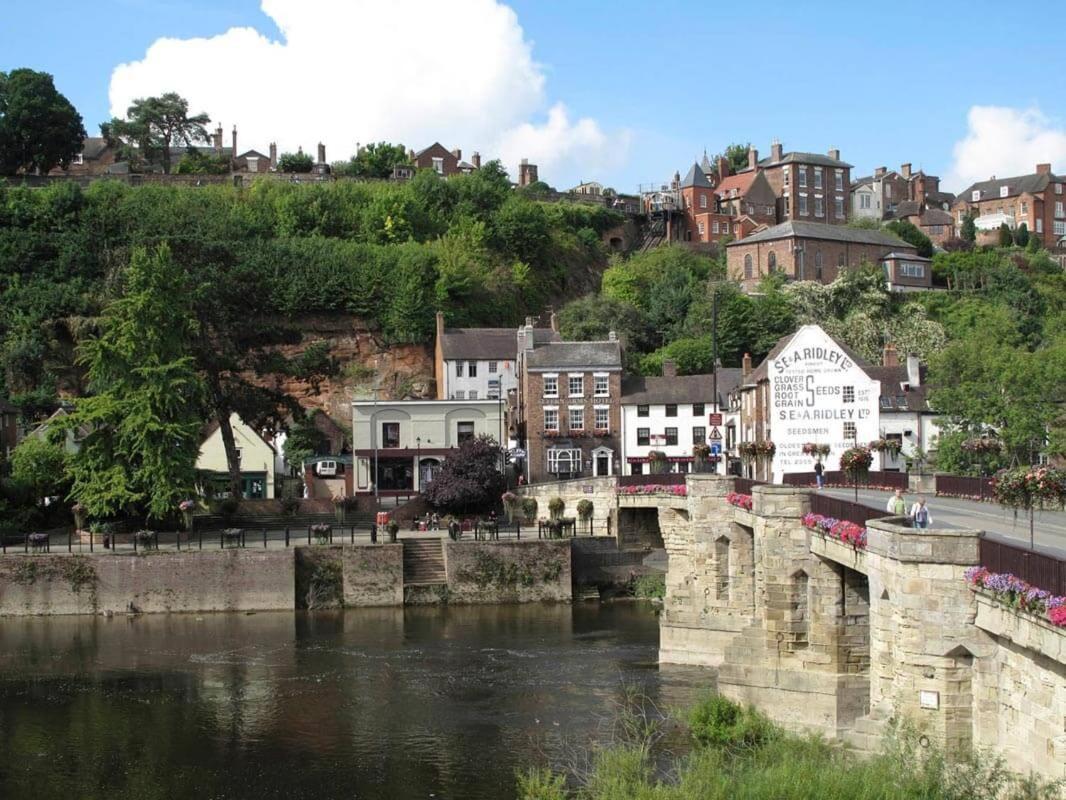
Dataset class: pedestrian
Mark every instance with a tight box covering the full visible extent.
[430,512,440,531]
[910,496,932,529]
[886,488,907,516]
[813,460,825,489]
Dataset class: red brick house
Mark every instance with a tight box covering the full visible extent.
[952,164,1065,249]
[410,143,481,177]
[740,141,852,226]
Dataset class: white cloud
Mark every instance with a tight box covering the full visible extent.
[107,0,627,186]
[946,105,1066,190]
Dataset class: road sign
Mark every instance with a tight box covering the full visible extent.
[710,443,721,455]
[709,427,722,440]
[708,413,723,426]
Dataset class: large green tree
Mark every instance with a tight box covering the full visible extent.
[0,68,86,175]
[10,436,68,507]
[62,244,204,520]
[102,92,210,174]
[885,219,934,258]
[333,141,411,179]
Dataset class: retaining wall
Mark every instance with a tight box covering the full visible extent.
[438,540,572,604]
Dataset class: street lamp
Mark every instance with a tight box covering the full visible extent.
[416,436,421,492]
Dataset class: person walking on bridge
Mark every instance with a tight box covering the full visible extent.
[886,488,907,516]
[910,497,932,529]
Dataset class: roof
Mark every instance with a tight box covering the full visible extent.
[200,417,276,453]
[960,170,1057,202]
[700,151,713,175]
[680,162,713,189]
[883,252,932,261]
[747,328,869,385]
[758,151,853,169]
[440,327,558,361]
[525,341,623,370]
[888,200,922,219]
[80,137,110,159]
[621,369,743,406]
[236,149,271,160]
[714,172,756,198]
[917,208,954,226]
[726,220,912,249]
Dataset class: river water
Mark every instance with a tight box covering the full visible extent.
[0,603,709,800]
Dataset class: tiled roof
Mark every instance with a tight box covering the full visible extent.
[441,327,557,360]
[680,162,713,189]
[747,328,869,384]
[714,172,756,198]
[80,137,110,159]
[525,341,622,370]
[759,151,853,169]
[622,369,743,406]
[917,208,954,226]
[726,220,911,249]
[960,171,1057,202]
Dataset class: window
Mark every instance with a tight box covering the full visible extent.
[999,186,1009,198]
[744,253,753,278]
[568,375,584,397]
[1056,202,1064,218]
[814,167,823,189]
[544,408,559,431]
[665,404,678,417]
[1021,201,1028,215]
[631,462,643,475]
[547,448,581,475]
[665,428,678,446]
[457,421,475,443]
[1036,218,1043,233]
[712,220,720,234]
[885,183,892,199]
[838,253,846,267]
[382,422,400,448]
[835,197,844,218]
[469,390,478,399]
[1057,183,1064,195]
[455,362,464,377]
[971,190,981,202]
[432,157,444,174]
[693,403,705,416]
[783,169,790,186]
[835,170,844,191]
[768,251,777,271]
[488,361,498,374]
[699,194,707,209]
[799,195,808,215]
[798,168,807,189]
[900,262,925,278]
[860,193,871,209]
[1054,221,1066,236]
[814,197,824,217]
[843,421,857,440]
[698,221,705,236]
[594,374,609,396]
[569,407,584,431]
[637,427,650,446]
[454,390,465,399]
[72,152,84,165]
[637,404,649,417]
[692,426,706,444]
[594,406,609,431]
[543,375,558,397]
[842,385,855,403]
[814,250,823,280]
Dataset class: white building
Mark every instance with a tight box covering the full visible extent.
[434,312,559,402]
[196,413,278,499]
[867,346,942,471]
[620,361,743,476]
[351,399,505,497]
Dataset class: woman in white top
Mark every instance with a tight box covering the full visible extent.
[910,497,932,529]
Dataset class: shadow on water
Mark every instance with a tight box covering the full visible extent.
[0,603,710,800]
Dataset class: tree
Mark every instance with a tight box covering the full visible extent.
[557,294,651,354]
[173,149,231,175]
[10,436,67,506]
[277,150,314,173]
[333,141,410,179]
[1013,222,1030,248]
[0,68,86,175]
[61,244,204,520]
[283,409,329,467]
[102,92,210,174]
[422,434,504,513]
[998,222,1013,248]
[960,214,976,243]
[885,219,934,258]
[713,142,752,174]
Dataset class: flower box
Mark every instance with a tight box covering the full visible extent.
[616,484,688,497]
[802,512,867,549]
[964,566,1065,628]
[726,492,753,510]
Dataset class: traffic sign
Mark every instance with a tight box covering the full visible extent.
[710,443,721,455]
[708,413,723,426]
[709,427,722,440]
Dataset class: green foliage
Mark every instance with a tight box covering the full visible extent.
[885,219,934,258]
[631,573,665,600]
[332,141,410,179]
[961,214,977,242]
[283,410,329,466]
[173,149,231,175]
[277,151,314,173]
[547,496,565,519]
[688,694,778,750]
[102,92,210,174]
[9,436,67,504]
[998,222,1014,248]
[0,68,86,175]
[1013,222,1030,248]
[516,768,567,800]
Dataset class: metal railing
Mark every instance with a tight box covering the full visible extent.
[617,473,686,487]
[733,477,767,495]
[936,474,995,500]
[979,538,1065,595]
[783,470,909,490]
[809,493,888,528]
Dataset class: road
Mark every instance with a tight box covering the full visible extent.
[821,487,1066,557]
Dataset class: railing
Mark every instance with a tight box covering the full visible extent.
[617,473,686,487]
[936,474,995,501]
[783,470,909,490]
[733,477,767,496]
[979,538,1066,595]
[809,493,888,528]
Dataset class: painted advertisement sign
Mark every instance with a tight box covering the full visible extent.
[768,326,880,481]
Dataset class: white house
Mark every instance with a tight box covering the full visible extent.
[620,361,743,476]
[196,413,277,499]
[867,346,941,471]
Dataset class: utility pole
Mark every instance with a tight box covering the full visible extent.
[711,286,719,475]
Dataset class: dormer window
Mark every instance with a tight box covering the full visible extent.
[971,190,981,202]
[999,186,1009,198]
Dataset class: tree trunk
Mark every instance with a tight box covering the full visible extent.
[206,372,242,499]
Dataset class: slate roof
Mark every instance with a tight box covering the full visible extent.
[440,328,558,360]
[80,137,110,159]
[622,369,743,406]
[525,341,622,370]
[700,150,714,175]
[960,171,1058,202]
[917,208,954,226]
[758,151,853,169]
[887,200,922,220]
[924,190,956,208]
[726,220,911,249]
[680,162,713,189]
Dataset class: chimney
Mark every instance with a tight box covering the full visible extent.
[901,162,912,179]
[269,142,277,168]
[451,148,461,161]
[906,354,921,387]
[747,146,758,169]
[926,175,940,194]
[672,170,680,190]
[471,151,481,169]
[662,359,677,378]
[549,310,559,333]
[1036,163,1052,175]
[828,147,840,162]
[608,330,617,342]
[742,352,752,377]
[231,125,237,158]
[407,148,415,161]
[317,142,326,164]
[435,310,445,344]
[770,139,783,163]
[874,166,887,178]
[882,342,899,367]
[213,125,223,153]
[523,323,535,351]
[717,156,731,180]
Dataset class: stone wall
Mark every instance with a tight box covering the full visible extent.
[294,544,404,608]
[517,477,616,532]
[0,551,294,616]
[440,540,572,604]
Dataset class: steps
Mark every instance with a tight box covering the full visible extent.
[402,540,446,585]
[842,714,888,755]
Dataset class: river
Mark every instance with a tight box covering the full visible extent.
[0,603,709,799]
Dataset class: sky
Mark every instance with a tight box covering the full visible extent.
[4,0,1066,191]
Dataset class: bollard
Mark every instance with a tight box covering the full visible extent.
[198,529,202,550]
[220,531,224,550]
[68,531,72,553]
[133,533,137,554]
[263,528,267,548]
[517,521,521,540]
[307,526,311,545]
[350,526,354,544]
[285,527,290,547]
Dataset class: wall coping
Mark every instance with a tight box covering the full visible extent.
[973,589,1065,664]
[865,516,982,564]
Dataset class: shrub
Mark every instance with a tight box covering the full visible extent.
[520,497,538,523]
[576,499,593,520]
[688,694,777,750]
[280,496,300,515]
[632,573,665,600]
[515,768,567,800]
[548,497,565,519]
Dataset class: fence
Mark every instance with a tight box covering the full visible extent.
[809,493,888,528]
[733,477,767,496]
[783,470,909,490]
[617,473,686,487]
[935,474,995,501]
[979,538,1066,596]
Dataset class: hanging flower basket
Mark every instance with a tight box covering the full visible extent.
[801,443,831,458]
[693,443,711,460]
[754,440,776,458]
[990,466,1066,510]
[961,438,1002,455]
[737,442,758,462]
[868,439,901,456]
[840,446,873,474]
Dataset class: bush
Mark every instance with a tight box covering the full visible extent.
[632,573,665,600]
[515,768,567,800]
[520,497,538,522]
[548,497,565,519]
[576,499,593,520]
[687,694,777,750]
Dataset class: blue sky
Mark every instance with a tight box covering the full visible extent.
[4,1,1066,190]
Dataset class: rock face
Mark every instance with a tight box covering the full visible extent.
[250,314,435,421]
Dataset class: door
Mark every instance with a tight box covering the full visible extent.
[596,453,610,477]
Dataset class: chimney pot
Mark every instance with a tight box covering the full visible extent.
[770,139,783,163]
[747,146,758,169]
[1036,163,1052,175]
[662,359,677,378]
[828,147,840,162]
[875,166,887,178]
[882,342,899,367]
[742,352,752,377]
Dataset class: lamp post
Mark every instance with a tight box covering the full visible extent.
[416,436,421,493]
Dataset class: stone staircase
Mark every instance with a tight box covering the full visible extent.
[402,539,447,585]
[842,713,888,755]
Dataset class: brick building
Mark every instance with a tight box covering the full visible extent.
[51,137,118,176]
[513,325,623,483]
[410,142,481,176]
[726,221,916,290]
[888,202,956,247]
[952,164,1065,249]
[740,140,852,226]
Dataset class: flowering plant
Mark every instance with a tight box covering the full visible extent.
[990,466,1066,510]
[840,446,873,474]
[802,512,868,549]
[179,499,196,512]
[964,566,1065,628]
[868,438,901,456]
[802,443,830,458]
[616,484,687,497]
[693,443,711,459]
[737,442,758,460]
[754,440,776,457]
[961,438,1002,455]
[726,491,752,510]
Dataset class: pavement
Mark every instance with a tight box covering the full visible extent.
[821,487,1066,558]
